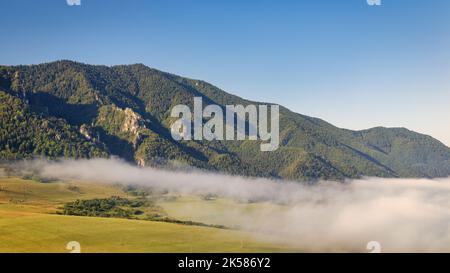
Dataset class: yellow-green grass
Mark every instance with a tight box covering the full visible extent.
[0,177,299,253]
[0,177,128,213]
[0,213,296,253]
[160,195,288,228]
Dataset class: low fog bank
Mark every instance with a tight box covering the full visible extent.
[13,158,450,252]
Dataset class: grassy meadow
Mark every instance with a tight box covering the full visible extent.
[0,174,298,253]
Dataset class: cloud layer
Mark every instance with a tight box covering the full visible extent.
[23,158,450,252]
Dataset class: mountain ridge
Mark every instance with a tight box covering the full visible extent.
[1,60,450,181]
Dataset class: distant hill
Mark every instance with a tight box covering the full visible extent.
[1,60,450,180]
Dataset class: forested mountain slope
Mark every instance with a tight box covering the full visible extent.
[1,60,449,180]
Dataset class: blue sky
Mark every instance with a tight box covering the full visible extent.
[1,0,449,145]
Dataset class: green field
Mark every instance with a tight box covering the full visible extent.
[0,176,298,253]
[160,195,288,229]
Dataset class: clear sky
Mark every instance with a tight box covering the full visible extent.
[1,0,449,145]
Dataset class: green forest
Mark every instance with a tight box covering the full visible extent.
[1,60,450,181]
